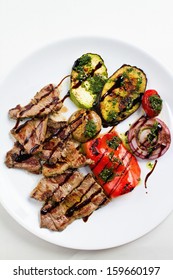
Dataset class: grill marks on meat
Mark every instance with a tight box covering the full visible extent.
[41,171,84,213]
[5,118,92,174]
[5,142,42,174]
[11,117,48,154]
[42,141,93,177]
[6,81,92,175]
[40,173,110,231]
[45,119,67,140]
[9,84,63,119]
[6,81,110,232]
[5,115,92,174]
[31,170,74,201]
[31,170,109,231]
[41,124,73,164]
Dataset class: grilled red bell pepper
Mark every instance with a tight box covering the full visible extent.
[82,131,141,198]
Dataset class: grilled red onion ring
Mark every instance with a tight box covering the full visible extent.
[127,116,171,159]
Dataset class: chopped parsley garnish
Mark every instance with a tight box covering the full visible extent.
[122,72,129,79]
[88,75,106,94]
[147,162,154,169]
[73,54,91,81]
[109,151,114,158]
[149,95,162,112]
[107,110,117,122]
[73,54,91,72]
[100,168,114,182]
[147,146,154,155]
[109,152,123,165]
[107,136,122,150]
[136,76,143,91]
[127,67,133,73]
[112,97,117,106]
[84,120,97,138]
[147,121,162,143]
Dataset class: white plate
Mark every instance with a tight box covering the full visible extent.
[0,37,173,250]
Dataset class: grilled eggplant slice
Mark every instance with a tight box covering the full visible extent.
[99,64,147,127]
[70,53,108,109]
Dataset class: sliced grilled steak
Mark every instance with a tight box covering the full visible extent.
[44,109,84,144]
[9,84,63,119]
[40,138,62,162]
[42,162,70,177]
[66,184,109,225]
[30,170,74,201]
[42,141,93,177]
[5,142,42,174]
[11,117,48,154]
[45,119,67,140]
[41,125,74,164]
[41,170,84,212]
[6,118,92,175]
[40,173,110,231]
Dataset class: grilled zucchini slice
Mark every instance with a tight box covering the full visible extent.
[70,53,108,109]
[99,64,147,127]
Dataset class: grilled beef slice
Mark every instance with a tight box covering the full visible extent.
[6,120,91,175]
[11,117,48,154]
[41,119,91,170]
[45,119,67,140]
[41,124,74,163]
[9,84,63,119]
[30,169,75,201]
[5,142,42,174]
[40,170,84,212]
[42,141,93,177]
[40,173,110,231]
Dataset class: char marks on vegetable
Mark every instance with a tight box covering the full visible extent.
[5,53,171,232]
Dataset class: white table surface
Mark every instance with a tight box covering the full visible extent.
[0,0,173,260]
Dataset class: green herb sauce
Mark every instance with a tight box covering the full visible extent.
[73,54,91,81]
[136,76,143,91]
[149,95,162,112]
[73,54,91,72]
[146,121,162,155]
[112,97,117,106]
[84,120,97,138]
[122,72,129,79]
[107,136,122,150]
[147,121,160,143]
[88,75,106,94]
[109,152,123,165]
[126,67,133,73]
[99,168,114,182]
[107,110,117,122]
[147,162,154,169]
